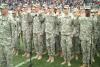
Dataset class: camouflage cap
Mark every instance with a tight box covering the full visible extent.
[84,6,91,10]
[23,4,28,8]
[73,8,78,12]
[64,5,69,9]
[32,4,36,7]
[35,3,40,7]
[42,3,47,7]
[80,6,85,10]
[0,4,8,9]
[48,5,53,9]
[91,9,98,13]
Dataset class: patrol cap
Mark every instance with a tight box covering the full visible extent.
[18,3,22,7]
[48,5,53,9]
[54,6,57,9]
[80,6,85,10]
[42,3,47,7]
[23,4,28,8]
[91,9,98,13]
[57,6,61,9]
[73,8,79,12]
[64,5,69,9]
[31,6,35,10]
[35,3,40,7]
[32,4,36,7]
[84,6,91,10]
[0,4,8,9]
[43,5,48,10]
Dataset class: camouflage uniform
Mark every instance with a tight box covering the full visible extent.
[45,14,56,56]
[96,15,100,52]
[21,13,33,53]
[59,14,73,61]
[55,15,61,55]
[79,16,93,64]
[90,15,97,61]
[72,16,81,56]
[0,15,13,67]
[33,13,45,54]
[12,15,20,50]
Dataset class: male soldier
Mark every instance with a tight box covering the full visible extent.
[72,8,81,60]
[79,6,94,67]
[45,5,56,63]
[59,5,74,66]
[31,4,36,51]
[0,4,14,67]
[33,4,45,60]
[12,9,21,56]
[54,6,62,56]
[96,9,100,57]
[21,4,33,58]
[90,9,98,62]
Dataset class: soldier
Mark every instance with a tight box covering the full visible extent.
[79,6,94,67]
[12,9,21,56]
[54,6,62,56]
[0,4,14,67]
[96,9,100,57]
[59,5,74,66]
[45,5,56,63]
[21,4,33,58]
[33,4,45,60]
[72,8,81,60]
[90,9,98,62]
[41,5,47,55]
[31,4,36,52]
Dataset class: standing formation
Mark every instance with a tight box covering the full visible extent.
[0,3,100,67]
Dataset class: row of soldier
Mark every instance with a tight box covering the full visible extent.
[0,3,100,67]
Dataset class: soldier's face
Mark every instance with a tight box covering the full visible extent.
[21,8,24,12]
[24,7,28,12]
[44,8,48,14]
[27,7,31,13]
[97,11,100,15]
[85,9,90,17]
[80,9,85,16]
[73,11,77,16]
[49,8,54,13]
[12,12,16,17]
[56,9,61,15]
[1,8,8,15]
[31,7,35,13]
[35,7,40,12]
[17,7,20,11]
[63,8,68,14]
[74,10,80,16]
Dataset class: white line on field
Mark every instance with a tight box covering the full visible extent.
[15,57,35,67]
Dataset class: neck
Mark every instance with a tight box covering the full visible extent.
[2,13,8,16]
[64,13,68,16]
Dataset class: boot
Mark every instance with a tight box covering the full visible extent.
[67,61,71,67]
[26,53,30,58]
[22,52,27,57]
[38,54,43,60]
[33,54,39,59]
[47,56,51,62]
[50,56,54,63]
[80,64,88,67]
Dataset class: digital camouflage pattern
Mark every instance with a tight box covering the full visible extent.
[0,15,13,67]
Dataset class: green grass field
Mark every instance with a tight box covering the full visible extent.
[13,36,100,67]
[13,52,100,67]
